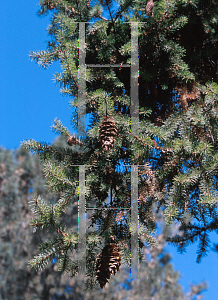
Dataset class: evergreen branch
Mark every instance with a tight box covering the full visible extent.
[51,118,71,136]
[22,140,52,156]
[55,191,75,214]
[28,250,55,271]
[29,231,77,272]
[43,161,76,192]
[29,195,50,220]
[130,132,174,154]
[29,49,61,68]
[166,218,218,259]
[114,0,134,22]
[97,14,109,21]
[58,252,73,272]
[105,0,116,34]
[28,196,69,235]
[59,49,79,90]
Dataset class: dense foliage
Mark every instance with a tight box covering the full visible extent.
[21,0,218,290]
[0,143,206,299]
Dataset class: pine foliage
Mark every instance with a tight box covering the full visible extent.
[22,0,218,290]
[0,144,207,299]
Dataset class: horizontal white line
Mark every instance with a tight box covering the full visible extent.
[86,207,131,210]
[86,64,131,67]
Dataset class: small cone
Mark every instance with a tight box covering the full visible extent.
[146,0,154,16]
[67,136,83,146]
[98,115,118,152]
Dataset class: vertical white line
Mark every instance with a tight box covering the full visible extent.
[130,22,139,136]
[130,22,139,278]
[131,165,139,278]
[78,165,86,276]
[78,22,86,137]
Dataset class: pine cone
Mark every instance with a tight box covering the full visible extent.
[146,0,154,16]
[96,243,121,289]
[98,115,118,152]
[67,136,83,146]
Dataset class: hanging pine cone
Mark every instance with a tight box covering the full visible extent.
[96,243,121,289]
[98,115,118,152]
[67,136,83,146]
[146,0,154,16]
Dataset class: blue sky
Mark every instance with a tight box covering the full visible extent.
[1,1,218,299]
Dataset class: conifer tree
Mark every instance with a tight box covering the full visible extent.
[22,0,218,289]
[0,143,206,299]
